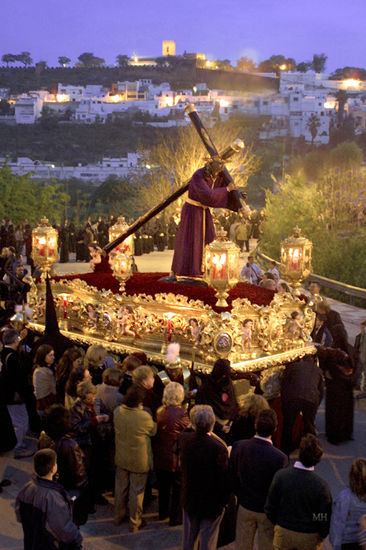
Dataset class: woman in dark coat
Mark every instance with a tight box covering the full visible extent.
[195,358,238,442]
[153,381,189,525]
[318,324,356,444]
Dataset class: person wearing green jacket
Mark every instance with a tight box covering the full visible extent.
[113,383,157,532]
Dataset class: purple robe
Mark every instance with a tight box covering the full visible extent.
[172,167,236,278]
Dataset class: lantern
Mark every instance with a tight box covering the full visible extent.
[280,227,312,294]
[31,217,59,277]
[108,216,134,256]
[204,231,240,307]
[109,251,132,292]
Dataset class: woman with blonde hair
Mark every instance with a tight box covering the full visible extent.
[84,344,107,386]
[153,382,189,525]
[330,458,366,549]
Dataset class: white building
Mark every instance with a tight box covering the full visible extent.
[0,154,142,183]
[14,91,48,123]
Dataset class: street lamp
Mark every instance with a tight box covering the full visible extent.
[204,230,240,307]
[108,216,134,256]
[31,217,59,279]
[280,227,312,294]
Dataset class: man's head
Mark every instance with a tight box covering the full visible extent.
[205,158,224,178]
[190,405,215,435]
[3,329,19,349]
[132,365,155,390]
[255,409,278,438]
[309,282,321,296]
[298,434,323,468]
[248,256,254,265]
[34,449,57,479]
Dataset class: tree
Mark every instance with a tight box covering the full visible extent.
[259,165,366,287]
[0,165,68,224]
[58,56,71,67]
[335,90,348,125]
[0,100,12,115]
[258,55,296,74]
[77,52,105,67]
[2,53,16,67]
[306,113,321,145]
[91,176,139,217]
[215,59,232,70]
[116,54,129,67]
[135,120,259,218]
[35,60,47,74]
[236,56,256,72]
[16,51,33,67]
[155,56,169,68]
[296,61,310,73]
[311,53,327,73]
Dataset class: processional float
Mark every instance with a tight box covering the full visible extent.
[27,105,315,399]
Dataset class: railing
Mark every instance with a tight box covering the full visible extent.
[257,251,366,307]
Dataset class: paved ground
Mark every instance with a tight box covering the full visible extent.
[1,248,365,549]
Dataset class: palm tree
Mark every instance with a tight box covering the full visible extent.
[307,113,321,145]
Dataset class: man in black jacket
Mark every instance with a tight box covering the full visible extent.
[280,356,324,456]
[1,329,33,458]
[16,449,82,550]
[179,405,230,550]
[229,409,288,550]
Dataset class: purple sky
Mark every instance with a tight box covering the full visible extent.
[2,0,365,72]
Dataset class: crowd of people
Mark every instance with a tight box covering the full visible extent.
[1,214,366,548]
[1,310,366,549]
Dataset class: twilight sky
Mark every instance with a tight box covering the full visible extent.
[2,0,365,72]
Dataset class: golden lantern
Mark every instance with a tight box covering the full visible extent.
[280,227,312,294]
[108,216,134,256]
[109,251,132,292]
[31,217,59,278]
[204,231,240,307]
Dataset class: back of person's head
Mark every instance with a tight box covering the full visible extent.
[132,351,148,364]
[190,405,215,434]
[211,358,231,384]
[162,381,185,407]
[60,346,83,365]
[76,379,96,399]
[132,365,153,385]
[255,408,278,437]
[33,344,54,368]
[121,354,142,373]
[34,448,57,477]
[43,404,71,439]
[349,458,366,501]
[3,328,19,346]
[102,367,123,387]
[239,393,269,419]
[264,279,276,290]
[122,384,145,408]
[65,365,87,397]
[298,434,323,467]
[84,344,107,369]
[264,272,275,281]
[316,301,330,315]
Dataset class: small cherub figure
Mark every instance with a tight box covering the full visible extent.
[241,318,253,352]
[86,303,99,328]
[116,305,135,337]
[286,311,305,339]
[188,318,201,345]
